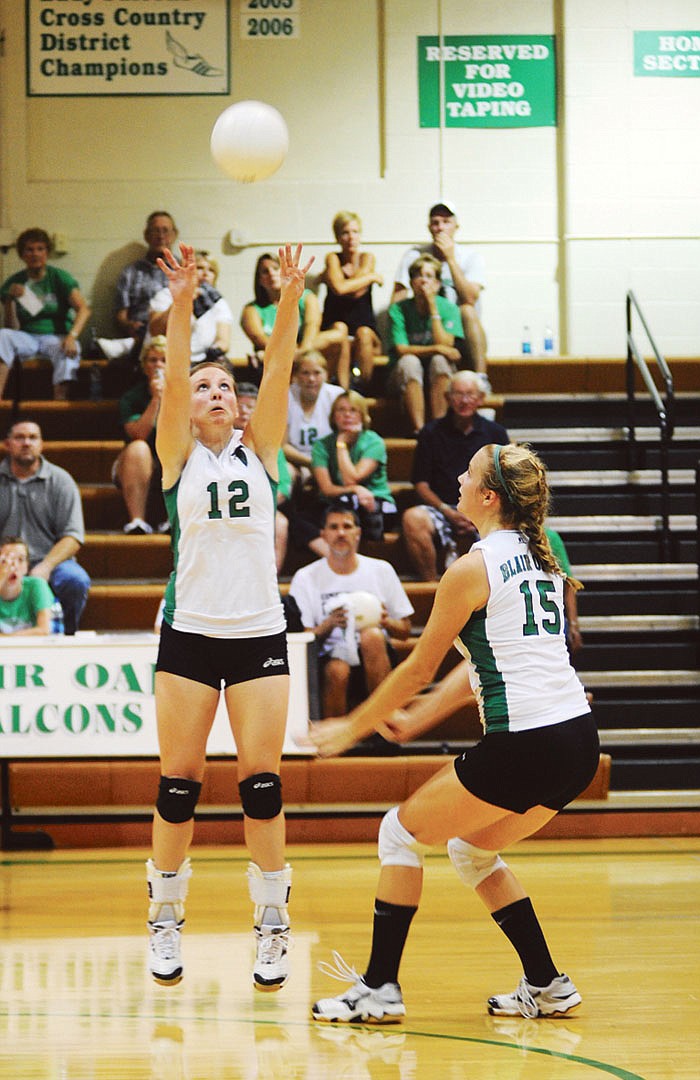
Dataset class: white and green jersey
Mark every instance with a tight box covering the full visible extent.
[162,430,284,638]
[455,530,588,735]
[286,382,344,456]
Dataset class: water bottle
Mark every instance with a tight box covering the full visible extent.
[543,325,554,357]
[89,362,102,401]
[521,326,532,356]
[50,599,64,635]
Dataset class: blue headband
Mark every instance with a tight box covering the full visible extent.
[493,444,514,504]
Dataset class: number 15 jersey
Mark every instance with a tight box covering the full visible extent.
[454,529,588,735]
[161,430,284,638]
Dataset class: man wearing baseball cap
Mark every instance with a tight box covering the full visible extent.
[391,203,487,372]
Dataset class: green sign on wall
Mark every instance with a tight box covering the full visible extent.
[634,32,700,76]
[418,35,556,128]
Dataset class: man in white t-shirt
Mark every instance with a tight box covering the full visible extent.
[289,501,413,717]
[392,202,487,372]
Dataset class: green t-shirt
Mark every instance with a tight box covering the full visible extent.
[545,528,572,576]
[311,429,395,506]
[0,265,79,335]
[277,448,292,501]
[246,290,310,344]
[387,294,464,367]
[0,576,54,634]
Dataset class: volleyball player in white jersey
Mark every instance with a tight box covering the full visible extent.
[311,442,599,1021]
[145,242,312,992]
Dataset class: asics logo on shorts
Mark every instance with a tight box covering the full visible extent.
[263,656,285,668]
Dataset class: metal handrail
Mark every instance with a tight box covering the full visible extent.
[625,290,675,560]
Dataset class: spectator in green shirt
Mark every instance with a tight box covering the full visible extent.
[386,254,465,433]
[0,536,53,636]
[112,337,167,535]
[0,228,91,400]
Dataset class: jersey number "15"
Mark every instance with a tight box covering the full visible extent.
[519,579,562,636]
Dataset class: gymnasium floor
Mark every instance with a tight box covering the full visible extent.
[0,837,697,1079]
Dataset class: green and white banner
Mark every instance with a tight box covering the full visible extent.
[418,35,556,128]
[0,633,312,756]
[634,31,700,77]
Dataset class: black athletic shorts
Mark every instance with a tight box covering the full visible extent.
[453,712,600,814]
[156,621,289,690]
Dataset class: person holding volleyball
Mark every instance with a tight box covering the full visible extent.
[311,442,599,1021]
[145,241,312,993]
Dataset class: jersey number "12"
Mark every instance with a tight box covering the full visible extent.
[519,579,562,636]
[206,480,250,519]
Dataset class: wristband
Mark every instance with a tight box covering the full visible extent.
[336,441,347,449]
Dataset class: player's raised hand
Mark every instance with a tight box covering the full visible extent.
[278,243,314,301]
[157,243,198,305]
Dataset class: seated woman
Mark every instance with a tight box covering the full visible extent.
[149,250,233,364]
[321,211,383,393]
[112,336,168,534]
[0,227,91,401]
[311,390,398,541]
[241,252,349,387]
[284,350,345,490]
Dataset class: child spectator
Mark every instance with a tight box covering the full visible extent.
[0,536,53,636]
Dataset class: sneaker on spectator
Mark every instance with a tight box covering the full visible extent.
[97,337,135,360]
[157,520,171,535]
[124,518,153,535]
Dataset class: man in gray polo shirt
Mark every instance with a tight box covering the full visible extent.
[0,418,90,634]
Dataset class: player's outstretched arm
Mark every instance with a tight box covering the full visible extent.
[246,244,314,470]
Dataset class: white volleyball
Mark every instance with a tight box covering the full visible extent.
[349,590,382,629]
[210,100,289,183]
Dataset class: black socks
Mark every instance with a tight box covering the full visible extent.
[363,898,418,988]
[491,896,558,988]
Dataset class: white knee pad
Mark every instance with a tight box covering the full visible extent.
[447,837,507,889]
[378,806,433,868]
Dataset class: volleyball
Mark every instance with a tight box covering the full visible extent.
[210,100,289,183]
[348,591,382,630]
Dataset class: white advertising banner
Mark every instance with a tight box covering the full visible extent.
[0,632,313,757]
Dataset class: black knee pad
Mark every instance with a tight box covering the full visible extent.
[156,776,202,823]
[238,772,282,820]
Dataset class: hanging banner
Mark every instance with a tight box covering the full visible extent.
[0,632,313,756]
[418,34,557,128]
[634,31,700,76]
[26,0,231,97]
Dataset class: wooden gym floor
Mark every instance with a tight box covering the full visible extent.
[0,837,698,1079]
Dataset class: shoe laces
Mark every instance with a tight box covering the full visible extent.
[514,978,539,1019]
[317,950,362,985]
[151,925,181,962]
[256,927,289,965]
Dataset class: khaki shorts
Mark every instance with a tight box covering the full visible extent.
[386,352,456,395]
